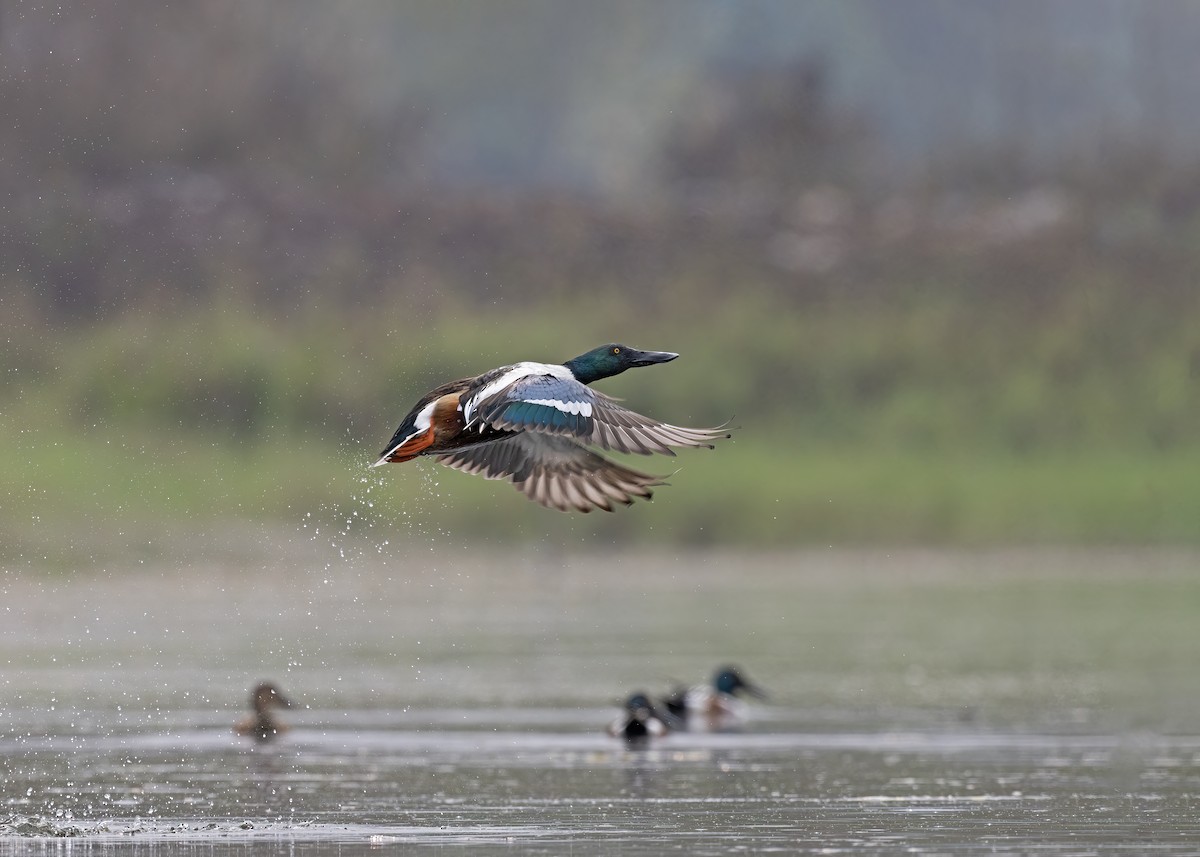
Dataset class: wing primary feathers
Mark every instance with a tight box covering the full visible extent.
[466,368,730,458]
[434,433,667,513]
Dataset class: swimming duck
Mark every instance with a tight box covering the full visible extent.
[233,681,293,743]
[662,666,766,731]
[606,691,673,745]
[372,344,730,512]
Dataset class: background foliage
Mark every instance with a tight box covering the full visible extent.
[4,2,1199,558]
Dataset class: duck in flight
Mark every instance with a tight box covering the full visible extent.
[372,344,730,512]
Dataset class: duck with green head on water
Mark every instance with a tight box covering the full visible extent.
[606,691,675,745]
[662,666,767,732]
[372,344,731,512]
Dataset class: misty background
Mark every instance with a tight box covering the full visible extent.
[4,0,1199,558]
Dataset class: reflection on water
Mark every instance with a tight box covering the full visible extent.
[2,548,1200,853]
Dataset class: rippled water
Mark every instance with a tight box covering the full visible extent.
[3,548,1199,853]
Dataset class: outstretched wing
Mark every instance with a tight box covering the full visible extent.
[434,433,667,513]
[468,372,731,456]
[582,392,731,455]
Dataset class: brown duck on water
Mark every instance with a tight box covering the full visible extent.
[233,681,293,743]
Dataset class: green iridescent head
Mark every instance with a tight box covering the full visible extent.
[563,344,678,385]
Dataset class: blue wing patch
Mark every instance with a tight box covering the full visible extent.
[501,400,589,432]
[480,374,596,435]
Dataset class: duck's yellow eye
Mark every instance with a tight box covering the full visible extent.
[612,347,620,354]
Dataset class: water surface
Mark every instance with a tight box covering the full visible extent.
[3,548,1199,853]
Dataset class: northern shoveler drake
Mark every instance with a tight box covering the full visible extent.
[606,691,673,745]
[233,681,293,743]
[372,344,731,512]
[663,666,766,731]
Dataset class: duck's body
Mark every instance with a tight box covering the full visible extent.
[233,682,292,743]
[607,692,672,745]
[663,666,766,732]
[373,344,730,512]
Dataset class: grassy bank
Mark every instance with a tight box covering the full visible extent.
[5,430,1197,563]
[3,287,1198,560]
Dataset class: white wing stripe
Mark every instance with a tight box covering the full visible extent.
[525,398,593,417]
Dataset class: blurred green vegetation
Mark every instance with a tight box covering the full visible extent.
[4,269,1199,557]
[4,11,1200,557]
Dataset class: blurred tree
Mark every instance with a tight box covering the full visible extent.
[660,58,865,197]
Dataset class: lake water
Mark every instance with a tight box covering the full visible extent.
[2,545,1199,854]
